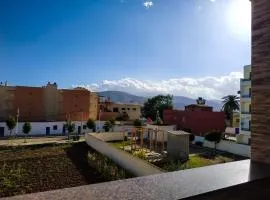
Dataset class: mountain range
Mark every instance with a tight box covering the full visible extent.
[98,91,222,111]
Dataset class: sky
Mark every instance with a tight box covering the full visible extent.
[0,0,251,100]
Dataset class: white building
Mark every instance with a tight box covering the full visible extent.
[238,65,251,144]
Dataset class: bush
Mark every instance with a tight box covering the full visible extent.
[86,118,95,130]
[189,134,195,142]
[103,121,112,132]
[195,141,203,146]
[205,131,222,143]
[133,119,142,127]
[133,150,147,160]
[72,135,80,141]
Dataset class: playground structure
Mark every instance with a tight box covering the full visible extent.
[122,127,167,154]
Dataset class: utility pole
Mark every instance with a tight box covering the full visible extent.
[15,107,19,136]
[98,109,101,132]
[80,110,83,135]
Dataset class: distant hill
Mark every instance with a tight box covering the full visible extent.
[98,91,146,104]
[98,91,222,111]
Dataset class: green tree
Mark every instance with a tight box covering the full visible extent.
[109,119,116,131]
[6,116,16,138]
[205,131,222,155]
[23,122,31,143]
[222,95,240,126]
[133,119,143,127]
[142,95,173,121]
[65,120,75,140]
[86,118,95,131]
[103,121,112,132]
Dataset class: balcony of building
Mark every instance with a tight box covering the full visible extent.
[240,78,251,86]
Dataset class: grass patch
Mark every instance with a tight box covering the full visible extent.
[109,140,131,149]
[160,154,234,172]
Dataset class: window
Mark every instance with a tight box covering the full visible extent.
[122,108,126,110]
[53,125,57,130]
[83,125,87,129]
[127,108,130,110]
[132,108,136,111]
[236,119,240,123]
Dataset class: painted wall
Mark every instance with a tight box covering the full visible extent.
[163,110,225,136]
[203,140,250,157]
[0,121,93,137]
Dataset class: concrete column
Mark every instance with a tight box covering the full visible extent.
[251,0,270,163]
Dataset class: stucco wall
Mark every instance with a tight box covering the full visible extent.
[203,140,250,157]
[0,121,93,137]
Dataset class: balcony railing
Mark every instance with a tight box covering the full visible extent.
[241,94,251,98]
[241,78,251,82]
[241,128,251,131]
[241,111,251,114]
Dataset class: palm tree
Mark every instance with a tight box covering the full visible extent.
[222,95,240,126]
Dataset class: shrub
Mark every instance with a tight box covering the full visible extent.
[6,116,16,137]
[133,119,142,127]
[189,134,195,142]
[205,131,222,154]
[86,118,95,130]
[133,150,147,160]
[103,121,112,132]
[195,141,203,146]
[205,131,222,143]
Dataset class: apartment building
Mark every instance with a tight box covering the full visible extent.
[0,82,98,122]
[99,97,141,120]
[238,65,251,144]
[163,104,225,136]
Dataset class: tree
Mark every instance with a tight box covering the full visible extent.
[142,95,173,121]
[133,119,143,127]
[103,121,112,132]
[222,95,240,126]
[65,120,75,140]
[22,122,31,143]
[109,119,116,131]
[205,131,222,154]
[86,118,95,131]
[6,116,16,138]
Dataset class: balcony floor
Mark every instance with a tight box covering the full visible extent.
[2,160,270,200]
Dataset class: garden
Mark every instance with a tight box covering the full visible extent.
[0,142,133,198]
[109,139,246,172]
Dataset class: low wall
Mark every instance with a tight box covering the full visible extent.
[203,140,251,157]
[91,132,125,142]
[85,133,163,177]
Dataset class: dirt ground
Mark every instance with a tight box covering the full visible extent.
[0,142,105,198]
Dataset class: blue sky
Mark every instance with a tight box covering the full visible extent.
[0,0,251,99]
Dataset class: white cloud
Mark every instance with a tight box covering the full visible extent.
[143,1,154,9]
[73,71,243,100]
[210,0,216,2]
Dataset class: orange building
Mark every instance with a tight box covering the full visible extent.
[0,82,98,122]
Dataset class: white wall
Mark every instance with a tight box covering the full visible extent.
[146,125,176,142]
[0,121,93,137]
[203,140,250,157]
